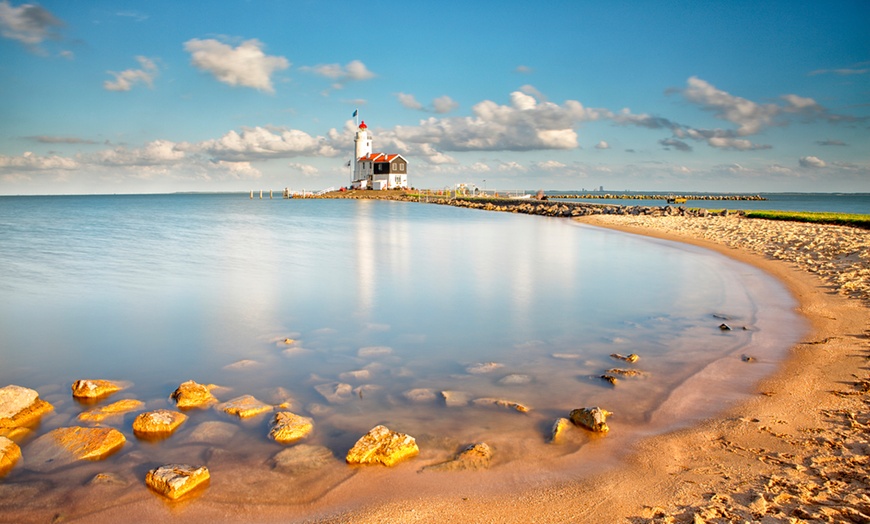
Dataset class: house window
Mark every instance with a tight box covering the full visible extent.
[391,163,397,171]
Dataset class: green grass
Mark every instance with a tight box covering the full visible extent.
[745,210,870,229]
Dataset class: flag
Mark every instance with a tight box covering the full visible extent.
[352,109,358,117]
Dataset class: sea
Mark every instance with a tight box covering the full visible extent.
[1,191,855,517]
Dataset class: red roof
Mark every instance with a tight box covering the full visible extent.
[358,152,405,163]
[359,121,367,129]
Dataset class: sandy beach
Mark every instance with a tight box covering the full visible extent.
[3,211,868,523]
[303,213,870,523]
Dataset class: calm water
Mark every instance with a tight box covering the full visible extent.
[0,194,805,516]
[551,192,869,214]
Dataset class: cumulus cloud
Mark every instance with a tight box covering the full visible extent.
[595,140,611,150]
[288,162,319,177]
[0,0,63,48]
[396,92,423,110]
[432,95,458,114]
[184,38,289,93]
[535,160,566,170]
[681,76,782,136]
[659,138,691,152]
[0,151,77,170]
[302,59,375,88]
[104,56,158,91]
[25,135,97,144]
[799,156,826,168]
[195,126,338,161]
[91,139,186,166]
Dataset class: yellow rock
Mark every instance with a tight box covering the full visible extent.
[71,379,124,399]
[569,407,611,433]
[27,426,126,472]
[268,412,313,444]
[171,380,217,409]
[0,385,54,431]
[77,399,144,422]
[133,409,188,437]
[550,417,573,443]
[0,436,21,476]
[346,425,419,466]
[217,395,272,418]
[145,464,210,500]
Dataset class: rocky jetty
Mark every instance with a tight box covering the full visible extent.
[145,464,210,500]
[132,409,188,437]
[26,426,126,472]
[0,384,54,431]
[346,425,419,466]
[268,412,313,443]
[77,399,144,422]
[170,380,217,409]
[0,436,21,476]
[569,407,612,433]
[71,379,125,399]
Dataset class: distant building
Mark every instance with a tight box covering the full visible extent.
[350,121,408,190]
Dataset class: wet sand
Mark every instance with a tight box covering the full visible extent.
[4,213,868,523]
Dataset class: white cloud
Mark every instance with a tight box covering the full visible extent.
[535,160,566,170]
[515,65,533,74]
[432,95,458,114]
[799,156,826,168]
[104,56,158,92]
[303,59,375,83]
[706,137,771,151]
[809,67,868,76]
[396,92,423,110]
[682,76,780,136]
[0,0,63,47]
[184,38,289,93]
[91,139,185,166]
[595,140,610,150]
[195,126,338,161]
[0,151,77,170]
[816,139,847,146]
[288,162,319,177]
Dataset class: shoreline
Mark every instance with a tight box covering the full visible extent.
[307,214,870,522]
[4,208,868,523]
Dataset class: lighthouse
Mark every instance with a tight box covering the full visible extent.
[349,120,409,190]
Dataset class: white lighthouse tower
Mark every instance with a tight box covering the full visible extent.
[353,121,372,183]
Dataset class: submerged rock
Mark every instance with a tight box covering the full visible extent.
[77,399,144,422]
[0,384,54,431]
[183,420,238,444]
[403,388,437,402]
[441,390,471,407]
[217,395,272,418]
[569,407,611,433]
[498,374,532,385]
[465,362,503,374]
[600,374,618,386]
[0,436,21,476]
[471,397,530,413]
[610,353,639,363]
[71,379,125,400]
[549,417,573,443]
[346,425,419,466]
[132,409,188,437]
[268,412,314,444]
[719,323,732,331]
[26,426,126,472]
[271,444,334,473]
[606,368,645,377]
[171,380,217,409]
[145,464,210,500]
[422,443,493,472]
[314,382,354,404]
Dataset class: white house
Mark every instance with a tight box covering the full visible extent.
[350,121,409,190]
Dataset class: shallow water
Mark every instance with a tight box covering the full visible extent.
[0,194,805,518]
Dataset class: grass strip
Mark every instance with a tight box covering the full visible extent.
[745,210,870,229]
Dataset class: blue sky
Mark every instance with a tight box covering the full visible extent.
[1,0,868,195]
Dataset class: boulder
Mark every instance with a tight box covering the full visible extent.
[569,407,611,433]
[145,464,210,500]
[132,409,188,437]
[26,426,126,472]
[77,399,144,422]
[271,444,334,473]
[217,395,272,418]
[170,380,217,409]
[346,425,419,466]
[422,443,493,472]
[0,436,21,476]
[268,412,314,444]
[550,417,573,443]
[71,379,124,399]
[609,353,639,363]
[0,384,54,431]
[471,397,530,413]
